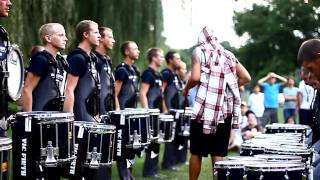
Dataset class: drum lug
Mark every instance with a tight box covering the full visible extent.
[87,147,101,169]
[131,130,141,149]
[226,168,230,180]
[259,171,264,180]
[158,130,164,143]
[182,124,190,136]
[284,169,289,180]
[243,173,248,180]
[42,141,58,167]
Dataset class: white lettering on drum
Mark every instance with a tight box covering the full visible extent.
[69,143,78,175]
[117,129,122,157]
[21,138,27,176]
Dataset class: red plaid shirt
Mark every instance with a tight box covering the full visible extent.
[192,27,241,134]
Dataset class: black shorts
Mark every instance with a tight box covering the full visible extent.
[190,116,232,157]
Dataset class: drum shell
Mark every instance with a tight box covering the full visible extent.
[169,109,192,137]
[12,111,74,179]
[108,111,150,160]
[73,122,116,168]
[245,163,305,180]
[157,114,175,143]
[0,137,12,180]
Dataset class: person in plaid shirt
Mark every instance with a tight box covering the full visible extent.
[183,26,251,180]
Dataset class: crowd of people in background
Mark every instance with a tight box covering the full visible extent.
[228,69,317,151]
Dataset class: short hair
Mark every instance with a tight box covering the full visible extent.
[165,51,177,64]
[99,27,112,38]
[75,20,97,42]
[287,75,295,81]
[147,48,162,63]
[245,110,256,117]
[29,45,44,57]
[39,23,63,44]
[297,38,320,66]
[120,41,134,56]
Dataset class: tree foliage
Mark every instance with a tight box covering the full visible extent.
[233,0,320,81]
[0,0,166,69]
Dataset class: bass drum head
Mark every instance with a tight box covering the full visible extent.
[7,45,24,101]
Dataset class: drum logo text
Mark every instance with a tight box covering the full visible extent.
[117,129,122,156]
[21,138,27,176]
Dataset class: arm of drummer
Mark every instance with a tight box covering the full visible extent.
[21,72,41,112]
[114,80,123,111]
[63,74,79,112]
[161,80,168,113]
[140,82,150,108]
[236,60,251,86]
[183,49,200,97]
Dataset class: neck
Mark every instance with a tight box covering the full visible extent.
[44,45,59,57]
[124,57,133,66]
[149,63,158,71]
[78,41,92,55]
[96,46,108,56]
[167,64,175,71]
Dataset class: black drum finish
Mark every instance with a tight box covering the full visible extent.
[0,137,12,180]
[245,163,305,180]
[12,111,75,179]
[108,109,151,161]
[72,122,116,170]
[148,109,160,142]
[169,108,192,137]
[157,114,175,144]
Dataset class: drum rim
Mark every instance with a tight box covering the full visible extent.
[16,111,74,118]
[74,121,116,130]
[245,163,305,171]
[254,154,302,160]
[7,44,24,101]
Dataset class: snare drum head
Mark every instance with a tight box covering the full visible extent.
[16,111,74,121]
[245,163,305,172]
[7,45,24,101]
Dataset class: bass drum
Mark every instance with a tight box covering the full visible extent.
[7,44,24,101]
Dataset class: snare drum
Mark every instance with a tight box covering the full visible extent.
[266,124,310,138]
[215,160,262,180]
[254,154,302,163]
[73,122,116,169]
[148,109,160,142]
[108,109,151,160]
[0,137,12,180]
[12,111,75,178]
[245,163,305,180]
[157,114,175,144]
[240,143,267,156]
[169,108,192,137]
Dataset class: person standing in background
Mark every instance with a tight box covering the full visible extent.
[258,72,287,127]
[114,41,140,180]
[283,76,299,123]
[247,84,264,120]
[140,48,165,178]
[93,26,116,180]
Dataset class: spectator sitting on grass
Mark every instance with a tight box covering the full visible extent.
[242,110,263,140]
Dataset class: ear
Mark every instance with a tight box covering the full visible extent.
[83,31,89,39]
[44,35,51,43]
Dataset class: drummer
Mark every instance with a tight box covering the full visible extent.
[22,23,68,112]
[63,20,101,179]
[161,50,183,171]
[20,23,68,179]
[140,48,165,178]
[0,0,12,136]
[114,41,140,180]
